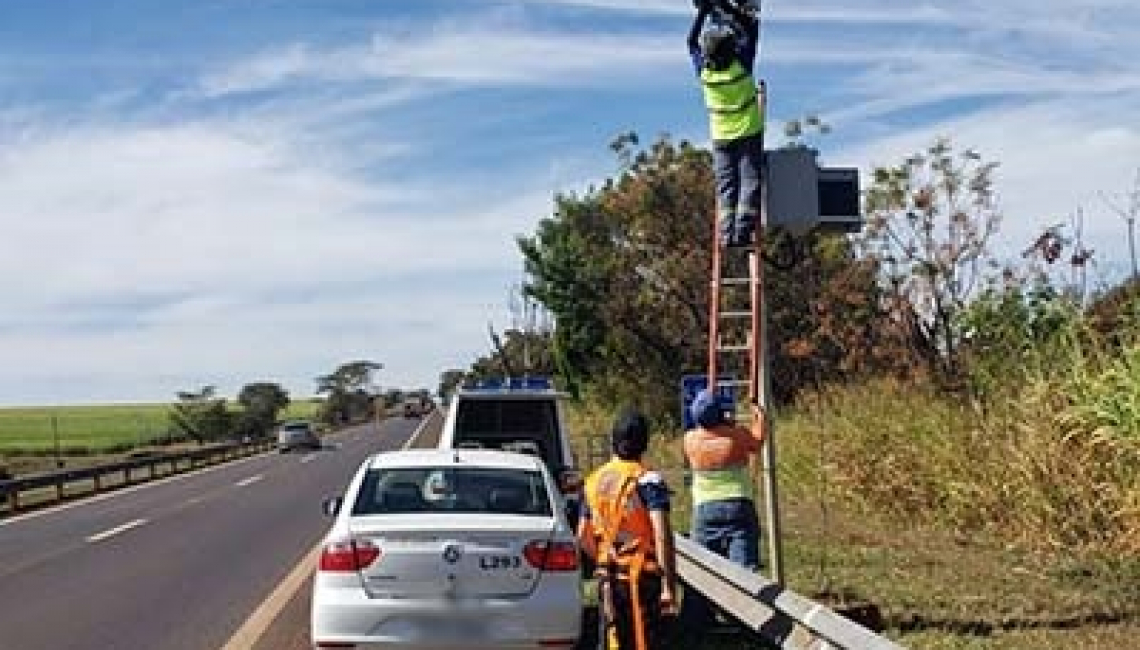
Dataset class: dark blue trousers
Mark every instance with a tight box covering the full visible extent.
[681,498,762,627]
[712,133,764,245]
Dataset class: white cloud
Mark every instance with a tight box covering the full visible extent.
[199,19,680,96]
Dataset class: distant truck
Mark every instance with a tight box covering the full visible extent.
[437,377,582,526]
[402,396,432,418]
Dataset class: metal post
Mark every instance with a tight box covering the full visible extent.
[1128,217,1137,281]
[745,80,784,586]
[758,294,784,584]
[52,414,63,468]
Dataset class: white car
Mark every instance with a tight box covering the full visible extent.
[311,448,583,650]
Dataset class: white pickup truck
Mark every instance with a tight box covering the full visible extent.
[437,377,583,526]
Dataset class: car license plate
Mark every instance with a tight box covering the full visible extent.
[478,554,521,570]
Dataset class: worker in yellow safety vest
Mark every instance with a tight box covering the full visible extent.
[688,0,765,248]
[578,409,678,650]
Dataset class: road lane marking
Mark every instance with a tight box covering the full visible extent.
[235,475,263,487]
[403,409,439,449]
[220,542,322,650]
[87,518,148,543]
[300,454,317,463]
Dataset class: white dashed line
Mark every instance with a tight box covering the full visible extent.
[87,518,148,543]
[235,475,263,487]
[300,454,317,463]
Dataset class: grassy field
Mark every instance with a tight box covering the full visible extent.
[0,399,323,454]
[565,389,1140,650]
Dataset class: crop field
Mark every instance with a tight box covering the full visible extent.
[0,399,323,453]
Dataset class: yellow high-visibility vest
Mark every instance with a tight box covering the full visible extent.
[700,60,764,143]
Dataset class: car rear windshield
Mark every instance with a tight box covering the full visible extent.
[352,467,552,517]
[281,422,311,432]
[454,399,563,467]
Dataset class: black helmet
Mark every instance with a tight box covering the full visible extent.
[611,408,649,460]
[700,27,735,69]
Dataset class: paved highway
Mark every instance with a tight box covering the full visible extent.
[0,416,427,650]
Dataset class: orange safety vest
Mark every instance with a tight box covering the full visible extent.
[585,458,659,573]
[584,458,660,650]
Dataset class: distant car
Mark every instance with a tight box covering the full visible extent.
[311,448,582,650]
[276,420,320,452]
[402,399,422,418]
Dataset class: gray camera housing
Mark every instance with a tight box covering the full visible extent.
[764,147,862,235]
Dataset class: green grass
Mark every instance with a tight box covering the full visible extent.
[0,403,173,452]
[0,398,324,453]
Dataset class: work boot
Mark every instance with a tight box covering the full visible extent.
[729,226,754,248]
[719,216,737,249]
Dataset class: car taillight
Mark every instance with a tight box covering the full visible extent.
[558,470,583,494]
[319,538,380,572]
[523,539,579,572]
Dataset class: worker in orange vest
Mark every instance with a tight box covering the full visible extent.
[681,389,765,626]
[578,409,678,650]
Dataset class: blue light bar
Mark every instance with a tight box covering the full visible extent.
[472,377,553,391]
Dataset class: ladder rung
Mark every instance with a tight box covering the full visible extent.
[719,310,752,319]
[715,277,751,286]
[718,379,752,387]
[717,344,750,352]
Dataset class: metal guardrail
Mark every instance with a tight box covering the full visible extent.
[0,439,272,515]
[676,535,905,649]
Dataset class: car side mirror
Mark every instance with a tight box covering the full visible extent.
[322,496,343,516]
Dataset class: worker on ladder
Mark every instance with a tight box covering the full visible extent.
[688,0,765,248]
[578,409,678,649]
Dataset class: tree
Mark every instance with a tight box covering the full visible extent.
[169,386,232,444]
[519,133,884,419]
[438,369,467,402]
[860,138,1001,385]
[236,382,290,439]
[316,360,382,394]
[316,360,382,426]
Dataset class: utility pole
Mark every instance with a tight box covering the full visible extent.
[1100,168,1140,281]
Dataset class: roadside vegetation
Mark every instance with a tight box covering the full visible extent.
[0,360,433,477]
[438,132,1140,648]
[0,398,322,455]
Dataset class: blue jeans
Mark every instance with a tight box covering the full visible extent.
[681,498,761,627]
[712,133,764,242]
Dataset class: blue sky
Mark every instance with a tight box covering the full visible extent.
[1,0,1138,406]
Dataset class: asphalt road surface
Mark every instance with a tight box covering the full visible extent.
[0,414,432,650]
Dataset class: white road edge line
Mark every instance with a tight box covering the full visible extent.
[86,518,148,543]
[235,475,263,487]
[404,409,439,450]
[219,542,322,650]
